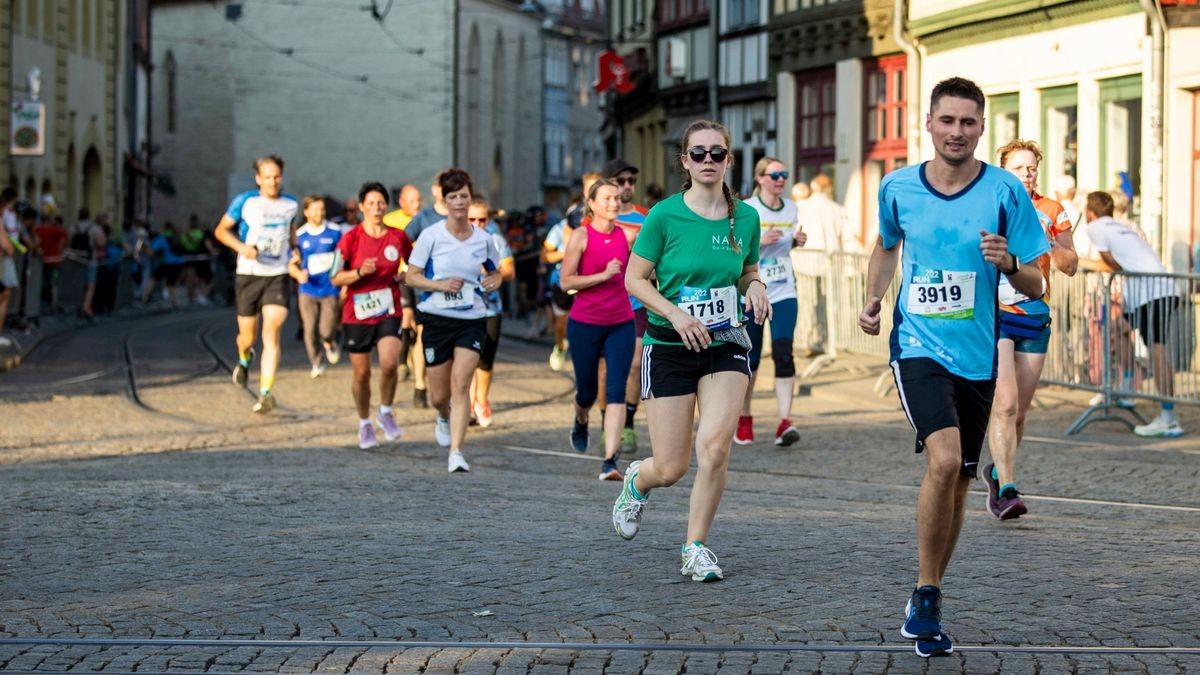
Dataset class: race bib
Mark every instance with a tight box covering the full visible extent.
[907,267,975,320]
[353,288,395,320]
[429,283,477,310]
[760,257,791,285]
[255,229,288,259]
[677,285,739,329]
[306,252,335,276]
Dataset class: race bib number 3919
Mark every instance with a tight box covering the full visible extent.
[906,267,975,320]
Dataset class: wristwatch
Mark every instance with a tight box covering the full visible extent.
[1004,254,1020,275]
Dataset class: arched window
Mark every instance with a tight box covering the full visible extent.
[466,25,481,167]
[491,30,505,137]
[45,0,55,45]
[24,0,38,38]
[164,51,177,133]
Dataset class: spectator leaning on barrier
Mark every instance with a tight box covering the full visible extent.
[1084,191,1184,438]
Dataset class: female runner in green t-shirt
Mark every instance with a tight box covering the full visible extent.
[611,119,772,582]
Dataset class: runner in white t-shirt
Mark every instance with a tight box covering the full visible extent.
[737,157,808,447]
[213,155,299,414]
[1084,191,1184,438]
[404,170,502,473]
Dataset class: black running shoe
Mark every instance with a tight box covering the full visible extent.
[232,348,255,387]
[570,418,589,453]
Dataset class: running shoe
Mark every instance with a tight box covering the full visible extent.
[310,362,326,379]
[914,632,954,658]
[680,542,723,582]
[413,387,429,409]
[548,345,567,372]
[995,487,1028,520]
[734,415,754,445]
[774,418,800,447]
[1134,413,1185,438]
[376,409,403,442]
[982,462,1002,518]
[473,400,493,428]
[619,427,638,455]
[435,415,451,447]
[612,459,647,540]
[358,423,380,450]
[398,364,411,381]
[325,341,342,365]
[447,449,470,473]
[570,418,589,453]
[1088,392,1136,409]
[598,457,622,481]
[232,348,255,387]
[252,393,276,414]
[901,585,944,640]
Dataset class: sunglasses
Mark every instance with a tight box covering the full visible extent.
[467,217,488,224]
[765,171,789,181]
[615,177,637,186]
[687,146,729,163]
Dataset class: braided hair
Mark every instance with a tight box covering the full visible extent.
[679,119,740,253]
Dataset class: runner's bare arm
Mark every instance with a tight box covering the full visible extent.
[560,227,616,292]
[213,214,256,259]
[626,252,710,351]
[403,265,463,293]
[860,237,898,335]
[1050,230,1078,276]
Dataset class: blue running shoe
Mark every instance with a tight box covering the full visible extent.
[901,585,943,640]
[914,632,953,658]
[570,418,589,453]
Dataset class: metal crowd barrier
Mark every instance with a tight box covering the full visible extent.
[1050,268,1200,434]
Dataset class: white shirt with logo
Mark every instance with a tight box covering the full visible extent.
[226,190,299,277]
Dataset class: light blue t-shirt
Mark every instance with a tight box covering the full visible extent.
[295,222,342,298]
[880,162,1049,380]
[615,208,648,311]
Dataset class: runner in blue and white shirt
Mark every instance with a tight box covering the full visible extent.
[858,78,1048,658]
[288,195,343,378]
[213,154,299,414]
[468,197,515,428]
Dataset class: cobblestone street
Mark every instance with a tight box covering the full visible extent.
[1,310,1197,674]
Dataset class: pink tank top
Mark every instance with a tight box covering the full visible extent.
[569,221,634,326]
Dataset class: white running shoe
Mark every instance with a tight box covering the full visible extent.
[680,542,723,582]
[473,400,493,428]
[310,362,326,379]
[325,341,342,365]
[358,423,380,450]
[1134,413,1184,438]
[447,449,470,473]
[612,460,647,540]
[548,346,566,372]
[435,416,452,447]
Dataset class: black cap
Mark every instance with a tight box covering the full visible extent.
[602,158,639,178]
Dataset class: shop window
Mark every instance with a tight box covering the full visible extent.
[796,67,835,184]
[1040,85,1078,195]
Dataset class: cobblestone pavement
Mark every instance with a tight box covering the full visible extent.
[1,309,1197,674]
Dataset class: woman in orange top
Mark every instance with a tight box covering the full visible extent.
[984,139,1078,520]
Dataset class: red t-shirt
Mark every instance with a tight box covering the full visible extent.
[336,225,413,325]
[34,223,69,264]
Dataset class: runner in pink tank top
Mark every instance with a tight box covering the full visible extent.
[560,179,637,480]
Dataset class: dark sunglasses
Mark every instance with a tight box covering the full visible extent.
[687,146,729,163]
[615,176,637,186]
[467,217,488,224]
[766,171,789,181]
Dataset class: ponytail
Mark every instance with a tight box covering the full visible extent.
[721,182,740,254]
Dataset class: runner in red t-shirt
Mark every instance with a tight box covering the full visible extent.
[332,181,413,450]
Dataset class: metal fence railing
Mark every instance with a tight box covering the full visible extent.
[777,249,1200,433]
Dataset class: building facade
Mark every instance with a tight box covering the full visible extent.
[608,0,667,201]
[909,0,1195,270]
[770,0,904,247]
[6,0,133,226]
[719,0,774,196]
[152,0,542,227]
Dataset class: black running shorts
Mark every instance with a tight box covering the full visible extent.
[235,274,290,317]
[419,311,487,367]
[891,357,995,478]
[343,316,402,354]
[639,341,751,400]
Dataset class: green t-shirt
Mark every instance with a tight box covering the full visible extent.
[632,192,761,346]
